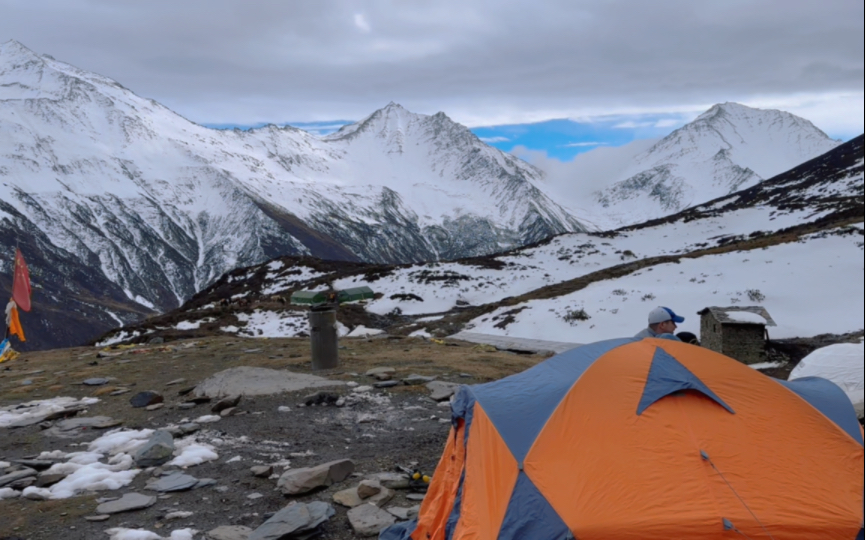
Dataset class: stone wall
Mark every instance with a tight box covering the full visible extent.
[721,324,766,364]
[700,315,766,364]
[700,315,724,354]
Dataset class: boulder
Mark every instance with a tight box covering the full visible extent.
[347,503,397,537]
[277,459,354,496]
[133,430,175,467]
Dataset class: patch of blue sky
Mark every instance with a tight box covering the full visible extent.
[202,120,352,136]
[470,112,695,162]
[203,113,698,161]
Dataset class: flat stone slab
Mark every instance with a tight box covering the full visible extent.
[348,503,397,537]
[0,468,37,488]
[194,367,344,398]
[95,492,156,514]
[448,331,581,355]
[249,501,334,540]
[426,381,461,402]
[44,416,121,438]
[207,525,253,540]
[146,472,199,492]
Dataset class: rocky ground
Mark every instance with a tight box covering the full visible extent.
[0,335,545,540]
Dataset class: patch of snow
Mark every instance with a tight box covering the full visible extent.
[724,311,769,324]
[194,415,220,424]
[169,436,218,468]
[123,289,156,310]
[234,309,308,338]
[95,330,140,347]
[0,488,20,499]
[0,397,100,429]
[346,325,385,338]
[105,528,198,540]
[175,318,214,331]
[220,325,240,333]
[749,361,785,370]
[88,429,154,455]
[409,329,432,338]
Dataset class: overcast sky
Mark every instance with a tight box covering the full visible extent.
[1,0,863,139]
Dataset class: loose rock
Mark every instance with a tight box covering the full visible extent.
[347,503,397,537]
[426,381,461,402]
[211,395,241,413]
[130,391,164,408]
[206,525,253,540]
[95,492,156,514]
[146,471,199,492]
[133,430,175,468]
[277,459,355,495]
[248,501,335,540]
[250,466,273,478]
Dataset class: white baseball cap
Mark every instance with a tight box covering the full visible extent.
[648,306,685,324]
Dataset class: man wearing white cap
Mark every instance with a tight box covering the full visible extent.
[635,306,685,340]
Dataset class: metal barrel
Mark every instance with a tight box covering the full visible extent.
[309,307,338,370]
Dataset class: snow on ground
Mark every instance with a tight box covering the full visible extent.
[175,318,215,330]
[106,528,197,540]
[467,229,864,342]
[168,436,219,468]
[232,309,308,337]
[261,266,327,295]
[333,205,838,317]
[95,330,141,348]
[0,397,100,428]
[346,326,385,338]
[0,425,219,500]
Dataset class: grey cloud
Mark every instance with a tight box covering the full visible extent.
[0,0,862,125]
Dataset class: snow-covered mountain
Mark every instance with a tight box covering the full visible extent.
[102,136,863,349]
[0,40,586,347]
[551,102,842,229]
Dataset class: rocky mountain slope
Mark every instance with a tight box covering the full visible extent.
[554,102,842,229]
[0,40,586,349]
[99,136,863,349]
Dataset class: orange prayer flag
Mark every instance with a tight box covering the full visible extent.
[8,303,25,342]
[12,248,31,312]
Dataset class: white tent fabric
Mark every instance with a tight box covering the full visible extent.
[789,343,865,419]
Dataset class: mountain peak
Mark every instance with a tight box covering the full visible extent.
[0,40,46,66]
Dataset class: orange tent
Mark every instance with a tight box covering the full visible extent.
[382,337,865,540]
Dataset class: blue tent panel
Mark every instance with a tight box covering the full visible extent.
[379,519,416,540]
[776,377,864,445]
[497,472,572,540]
[637,347,735,415]
[470,338,636,466]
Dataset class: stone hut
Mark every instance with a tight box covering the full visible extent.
[698,306,776,365]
